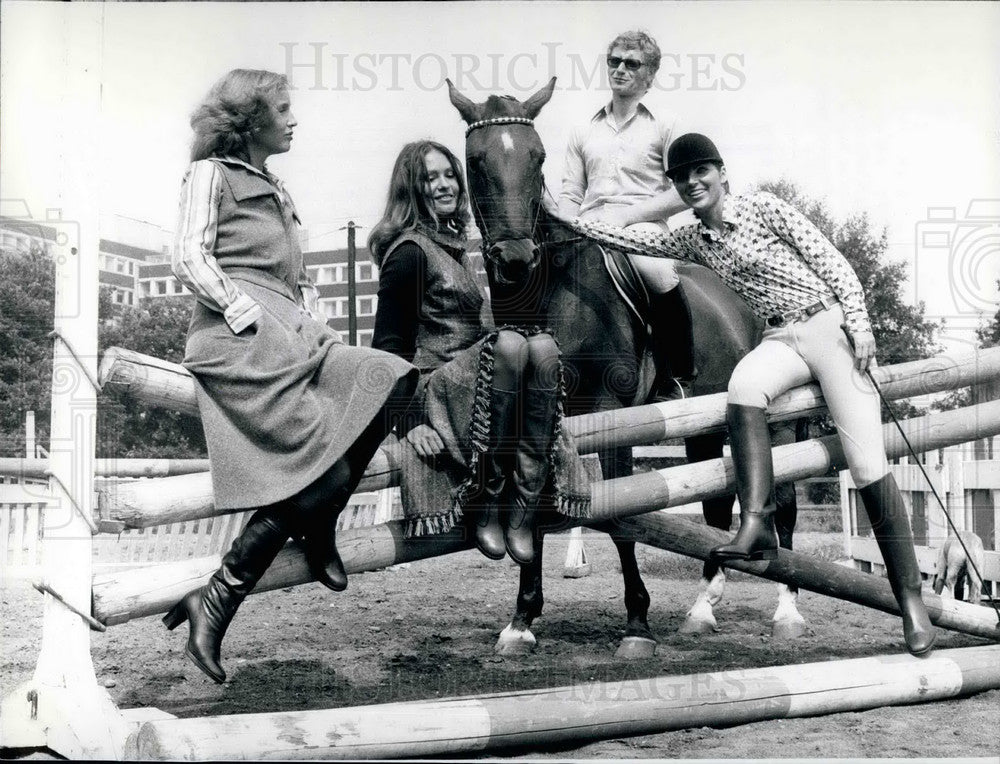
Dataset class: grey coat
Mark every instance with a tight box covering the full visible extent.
[180,158,414,510]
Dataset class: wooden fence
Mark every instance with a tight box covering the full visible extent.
[1,474,397,582]
[842,436,1000,594]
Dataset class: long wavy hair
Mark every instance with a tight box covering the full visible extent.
[368,141,472,267]
[189,69,289,162]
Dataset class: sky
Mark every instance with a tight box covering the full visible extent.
[2,1,998,349]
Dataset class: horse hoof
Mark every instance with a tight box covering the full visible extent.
[678,616,718,635]
[494,624,536,655]
[772,619,807,640]
[614,636,657,659]
[562,563,591,579]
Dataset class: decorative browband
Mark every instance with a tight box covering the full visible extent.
[465,117,535,136]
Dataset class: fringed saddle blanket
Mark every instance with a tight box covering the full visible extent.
[399,328,593,538]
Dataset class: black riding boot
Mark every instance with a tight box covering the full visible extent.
[163,506,292,683]
[474,388,519,560]
[710,404,779,561]
[649,285,697,399]
[292,459,353,592]
[858,473,937,656]
[506,385,559,565]
[295,373,418,591]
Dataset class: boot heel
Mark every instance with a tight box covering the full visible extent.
[162,601,188,630]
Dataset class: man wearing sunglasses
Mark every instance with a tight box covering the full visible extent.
[558,30,695,398]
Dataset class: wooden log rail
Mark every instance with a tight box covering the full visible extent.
[129,644,1000,760]
[96,347,1000,529]
[92,399,1000,643]
[0,458,210,480]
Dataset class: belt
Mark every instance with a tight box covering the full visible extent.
[766,296,838,328]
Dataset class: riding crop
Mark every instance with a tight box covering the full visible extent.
[843,325,1000,625]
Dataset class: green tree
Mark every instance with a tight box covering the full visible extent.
[932,305,1000,413]
[0,246,56,456]
[0,244,203,458]
[976,306,1000,348]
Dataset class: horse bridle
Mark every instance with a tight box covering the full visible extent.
[464,116,543,267]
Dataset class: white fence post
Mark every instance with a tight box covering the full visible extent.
[0,6,130,758]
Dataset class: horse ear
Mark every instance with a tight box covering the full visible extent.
[522,77,556,119]
[447,78,481,124]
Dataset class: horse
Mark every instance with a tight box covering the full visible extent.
[932,530,985,604]
[447,78,806,656]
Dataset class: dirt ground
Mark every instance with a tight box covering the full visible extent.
[2,530,998,760]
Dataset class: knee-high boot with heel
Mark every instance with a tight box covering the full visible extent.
[473,387,519,560]
[710,404,779,561]
[858,473,936,656]
[163,506,292,683]
[292,459,353,592]
[505,385,559,565]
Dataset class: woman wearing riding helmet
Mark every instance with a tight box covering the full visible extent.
[577,133,935,657]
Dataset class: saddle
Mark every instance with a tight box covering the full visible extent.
[601,243,650,326]
[597,244,661,406]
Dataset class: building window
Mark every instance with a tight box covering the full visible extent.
[356,329,373,347]
[172,279,184,295]
[320,297,350,318]
[357,262,374,282]
[357,296,376,316]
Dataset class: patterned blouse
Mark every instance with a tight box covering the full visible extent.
[575,192,872,336]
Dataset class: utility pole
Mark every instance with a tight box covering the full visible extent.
[341,221,359,346]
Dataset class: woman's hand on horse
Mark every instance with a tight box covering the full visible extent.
[406,424,445,458]
[851,329,877,372]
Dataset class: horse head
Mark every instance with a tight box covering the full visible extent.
[447,77,556,285]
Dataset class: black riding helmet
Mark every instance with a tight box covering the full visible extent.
[666,133,724,182]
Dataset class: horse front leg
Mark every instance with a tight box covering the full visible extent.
[613,537,657,658]
[597,444,657,657]
[770,445,808,640]
[679,433,730,635]
[495,533,545,655]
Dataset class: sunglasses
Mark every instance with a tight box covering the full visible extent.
[606,56,643,71]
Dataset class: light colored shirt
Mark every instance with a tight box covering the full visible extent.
[559,102,676,220]
[173,157,320,334]
[574,192,872,335]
